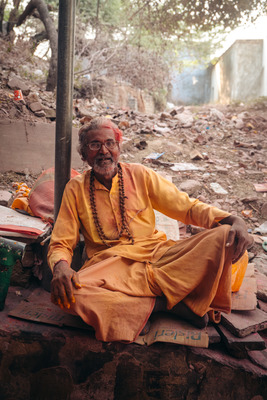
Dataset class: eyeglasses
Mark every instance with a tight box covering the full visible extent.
[87,139,118,151]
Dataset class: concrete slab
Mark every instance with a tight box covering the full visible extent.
[0,119,83,174]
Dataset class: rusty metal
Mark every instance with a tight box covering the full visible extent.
[54,0,76,220]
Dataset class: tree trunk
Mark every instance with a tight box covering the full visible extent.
[7,0,21,34]
[0,0,8,34]
[29,30,48,53]
[17,0,58,91]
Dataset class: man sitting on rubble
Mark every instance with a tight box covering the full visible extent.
[47,117,252,342]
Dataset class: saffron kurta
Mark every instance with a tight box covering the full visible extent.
[48,163,232,342]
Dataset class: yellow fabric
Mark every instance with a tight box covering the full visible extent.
[231,251,248,292]
[47,162,233,342]
[11,197,34,216]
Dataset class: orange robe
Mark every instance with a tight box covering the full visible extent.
[48,163,231,342]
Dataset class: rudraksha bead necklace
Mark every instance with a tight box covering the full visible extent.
[89,163,134,247]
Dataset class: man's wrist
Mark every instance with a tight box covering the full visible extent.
[53,259,70,273]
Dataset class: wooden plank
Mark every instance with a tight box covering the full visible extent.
[221,309,267,338]
[217,324,265,358]
[248,349,267,370]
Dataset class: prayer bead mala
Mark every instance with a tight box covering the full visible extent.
[89,163,134,247]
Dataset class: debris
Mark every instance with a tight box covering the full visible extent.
[29,101,43,113]
[255,222,267,235]
[13,90,24,101]
[241,209,253,218]
[170,163,203,172]
[261,203,267,219]
[0,190,12,207]
[79,115,92,125]
[190,149,203,160]
[135,140,148,150]
[209,108,225,121]
[145,152,164,160]
[153,125,171,136]
[118,120,130,129]
[254,183,267,193]
[8,76,30,95]
[194,134,207,144]
[179,180,201,196]
[175,111,194,128]
[210,182,228,195]
[44,108,56,120]
[34,110,46,118]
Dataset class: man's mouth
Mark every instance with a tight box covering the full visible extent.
[95,156,114,165]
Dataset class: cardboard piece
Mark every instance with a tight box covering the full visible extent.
[221,308,267,338]
[217,324,265,358]
[135,313,209,348]
[8,288,91,330]
[231,263,257,311]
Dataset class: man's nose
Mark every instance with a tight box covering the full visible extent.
[99,143,109,153]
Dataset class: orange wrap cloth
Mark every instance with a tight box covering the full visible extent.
[48,163,233,342]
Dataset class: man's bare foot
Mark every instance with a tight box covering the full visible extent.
[140,320,150,336]
[153,296,209,329]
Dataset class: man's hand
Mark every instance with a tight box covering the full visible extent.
[220,215,254,264]
[51,260,82,309]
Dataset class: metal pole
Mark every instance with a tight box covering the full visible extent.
[54,0,76,220]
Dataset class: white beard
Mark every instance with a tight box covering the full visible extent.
[93,159,117,179]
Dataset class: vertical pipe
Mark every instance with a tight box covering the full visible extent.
[54,0,76,220]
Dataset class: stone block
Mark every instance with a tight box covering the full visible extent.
[217,324,265,358]
[255,270,267,302]
[221,308,267,338]
[29,101,43,112]
[8,76,30,95]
